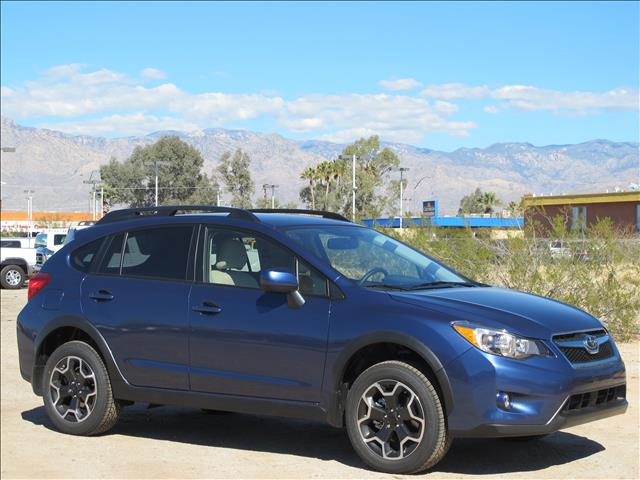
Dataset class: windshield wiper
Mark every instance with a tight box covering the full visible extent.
[405,281,477,291]
[364,283,410,291]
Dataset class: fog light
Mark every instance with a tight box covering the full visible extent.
[497,392,511,410]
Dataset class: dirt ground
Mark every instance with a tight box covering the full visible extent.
[1,288,638,479]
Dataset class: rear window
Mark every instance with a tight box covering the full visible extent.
[1,240,21,248]
[71,239,104,273]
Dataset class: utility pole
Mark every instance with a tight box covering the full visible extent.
[398,167,410,229]
[99,184,105,219]
[23,189,34,238]
[83,173,100,221]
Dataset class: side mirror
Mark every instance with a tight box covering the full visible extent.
[260,270,305,309]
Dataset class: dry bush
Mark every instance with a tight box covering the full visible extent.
[386,218,640,341]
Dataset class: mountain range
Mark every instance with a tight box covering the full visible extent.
[1,116,638,215]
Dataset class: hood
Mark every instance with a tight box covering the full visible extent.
[390,286,603,339]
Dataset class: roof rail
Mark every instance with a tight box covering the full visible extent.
[96,205,259,225]
[250,208,350,222]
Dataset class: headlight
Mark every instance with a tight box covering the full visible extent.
[452,322,549,359]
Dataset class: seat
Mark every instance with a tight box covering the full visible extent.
[211,238,259,288]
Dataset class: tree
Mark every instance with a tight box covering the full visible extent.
[340,136,400,219]
[217,149,255,208]
[300,166,318,209]
[100,137,216,208]
[458,188,501,214]
[298,136,400,219]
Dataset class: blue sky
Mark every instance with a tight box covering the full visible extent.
[1,1,638,150]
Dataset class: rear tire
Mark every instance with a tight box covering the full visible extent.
[42,341,120,435]
[345,360,451,474]
[1,264,25,289]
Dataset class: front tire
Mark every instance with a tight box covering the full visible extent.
[42,341,121,435]
[0,264,25,289]
[345,360,451,474]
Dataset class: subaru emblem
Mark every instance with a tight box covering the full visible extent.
[583,335,599,354]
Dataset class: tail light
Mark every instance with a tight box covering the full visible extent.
[28,272,51,301]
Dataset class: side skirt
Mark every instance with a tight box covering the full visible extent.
[113,382,330,424]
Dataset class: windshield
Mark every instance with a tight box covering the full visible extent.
[283,225,470,289]
[34,233,47,249]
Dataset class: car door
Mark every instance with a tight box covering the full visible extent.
[81,225,195,390]
[188,226,331,402]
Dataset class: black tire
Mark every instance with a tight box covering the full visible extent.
[0,264,25,289]
[345,360,451,474]
[42,341,121,435]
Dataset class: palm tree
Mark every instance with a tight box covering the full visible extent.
[481,191,501,214]
[317,161,334,209]
[300,166,318,209]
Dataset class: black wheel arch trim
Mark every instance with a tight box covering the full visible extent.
[326,331,455,427]
[32,315,130,396]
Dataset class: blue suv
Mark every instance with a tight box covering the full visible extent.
[17,206,627,474]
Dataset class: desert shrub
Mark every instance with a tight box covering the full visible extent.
[384,218,640,341]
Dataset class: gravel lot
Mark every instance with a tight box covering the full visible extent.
[1,288,638,479]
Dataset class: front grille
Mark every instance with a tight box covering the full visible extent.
[553,329,614,365]
[553,329,607,342]
[559,340,614,363]
[563,385,626,412]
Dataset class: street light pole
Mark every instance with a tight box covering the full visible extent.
[270,184,279,208]
[398,167,410,229]
[339,154,358,221]
[23,189,34,238]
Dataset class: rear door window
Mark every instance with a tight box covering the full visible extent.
[54,234,67,246]
[120,226,193,280]
[97,234,125,275]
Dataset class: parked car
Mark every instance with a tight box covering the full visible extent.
[1,237,34,248]
[0,241,36,289]
[17,207,627,474]
[63,221,96,245]
[34,228,68,271]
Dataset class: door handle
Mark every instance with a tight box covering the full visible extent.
[192,302,222,315]
[89,290,114,302]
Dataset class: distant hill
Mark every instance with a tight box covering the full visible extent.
[1,116,637,214]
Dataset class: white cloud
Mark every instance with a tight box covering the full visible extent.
[41,113,200,136]
[1,65,636,143]
[140,68,166,80]
[379,78,422,91]
[420,82,639,114]
[492,85,639,114]
[420,83,491,100]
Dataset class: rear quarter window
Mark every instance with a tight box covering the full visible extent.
[71,238,104,273]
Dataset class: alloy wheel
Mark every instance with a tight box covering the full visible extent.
[357,379,425,460]
[48,356,98,423]
[5,269,22,286]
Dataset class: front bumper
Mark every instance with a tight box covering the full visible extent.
[459,394,628,438]
[446,341,627,438]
